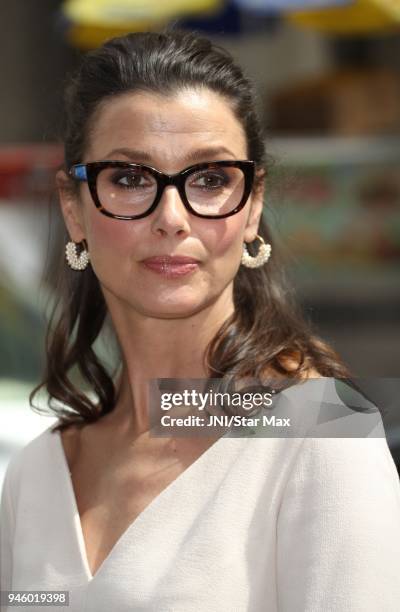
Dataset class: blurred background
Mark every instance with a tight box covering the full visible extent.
[1,0,399,485]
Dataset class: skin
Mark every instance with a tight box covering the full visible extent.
[57,88,265,440]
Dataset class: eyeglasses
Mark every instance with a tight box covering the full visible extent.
[68,159,255,220]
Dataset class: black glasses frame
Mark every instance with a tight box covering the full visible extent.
[68,159,256,220]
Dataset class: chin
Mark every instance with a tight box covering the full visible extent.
[140,299,206,319]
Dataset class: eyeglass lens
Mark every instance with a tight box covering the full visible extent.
[96,165,246,217]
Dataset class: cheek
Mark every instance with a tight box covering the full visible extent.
[84,208,142,275]
[200,214,246,265]
[189,214,247,296]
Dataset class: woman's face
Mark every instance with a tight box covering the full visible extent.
[58,88,264,319]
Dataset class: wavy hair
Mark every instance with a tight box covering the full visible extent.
[30,27,352,432]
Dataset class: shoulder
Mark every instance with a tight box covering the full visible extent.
[1,423,58,499]
[277,436,400,610]
[284,435,399,504]
[278,435,400,562]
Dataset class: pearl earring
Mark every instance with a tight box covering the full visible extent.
[241,234,271,268]
[65,240,90,271]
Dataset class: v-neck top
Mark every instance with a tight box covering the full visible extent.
[1,378,400,611]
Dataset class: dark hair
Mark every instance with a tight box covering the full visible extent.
[30,26,351,432]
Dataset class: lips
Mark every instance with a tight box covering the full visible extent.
[141,255,200,264]
[140,255,200,278]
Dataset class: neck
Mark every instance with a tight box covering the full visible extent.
[102,285,235,437]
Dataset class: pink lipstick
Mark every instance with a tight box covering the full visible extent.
[141,255,200,278]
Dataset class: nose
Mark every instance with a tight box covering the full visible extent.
[150,184,191,237]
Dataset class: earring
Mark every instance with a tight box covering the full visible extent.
[65,240,90,271]
[241,234,271,268]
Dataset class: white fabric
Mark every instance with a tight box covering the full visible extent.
[1,381,400,611]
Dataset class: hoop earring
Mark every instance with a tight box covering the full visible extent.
[65,240,90,271]
[241,234,271,268]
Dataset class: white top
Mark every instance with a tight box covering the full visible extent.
[1,378,400,611]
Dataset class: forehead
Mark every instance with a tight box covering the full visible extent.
[85,89,247,167]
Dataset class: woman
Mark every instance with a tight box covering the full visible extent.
[1,28,399,612]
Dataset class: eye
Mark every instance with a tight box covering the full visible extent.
[189,170,229,190]
[110,169,154,190]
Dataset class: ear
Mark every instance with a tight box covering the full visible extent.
[243,169,265,243]
[56,170,86,242]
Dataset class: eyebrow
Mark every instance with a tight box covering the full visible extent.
[103,146,238,165]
